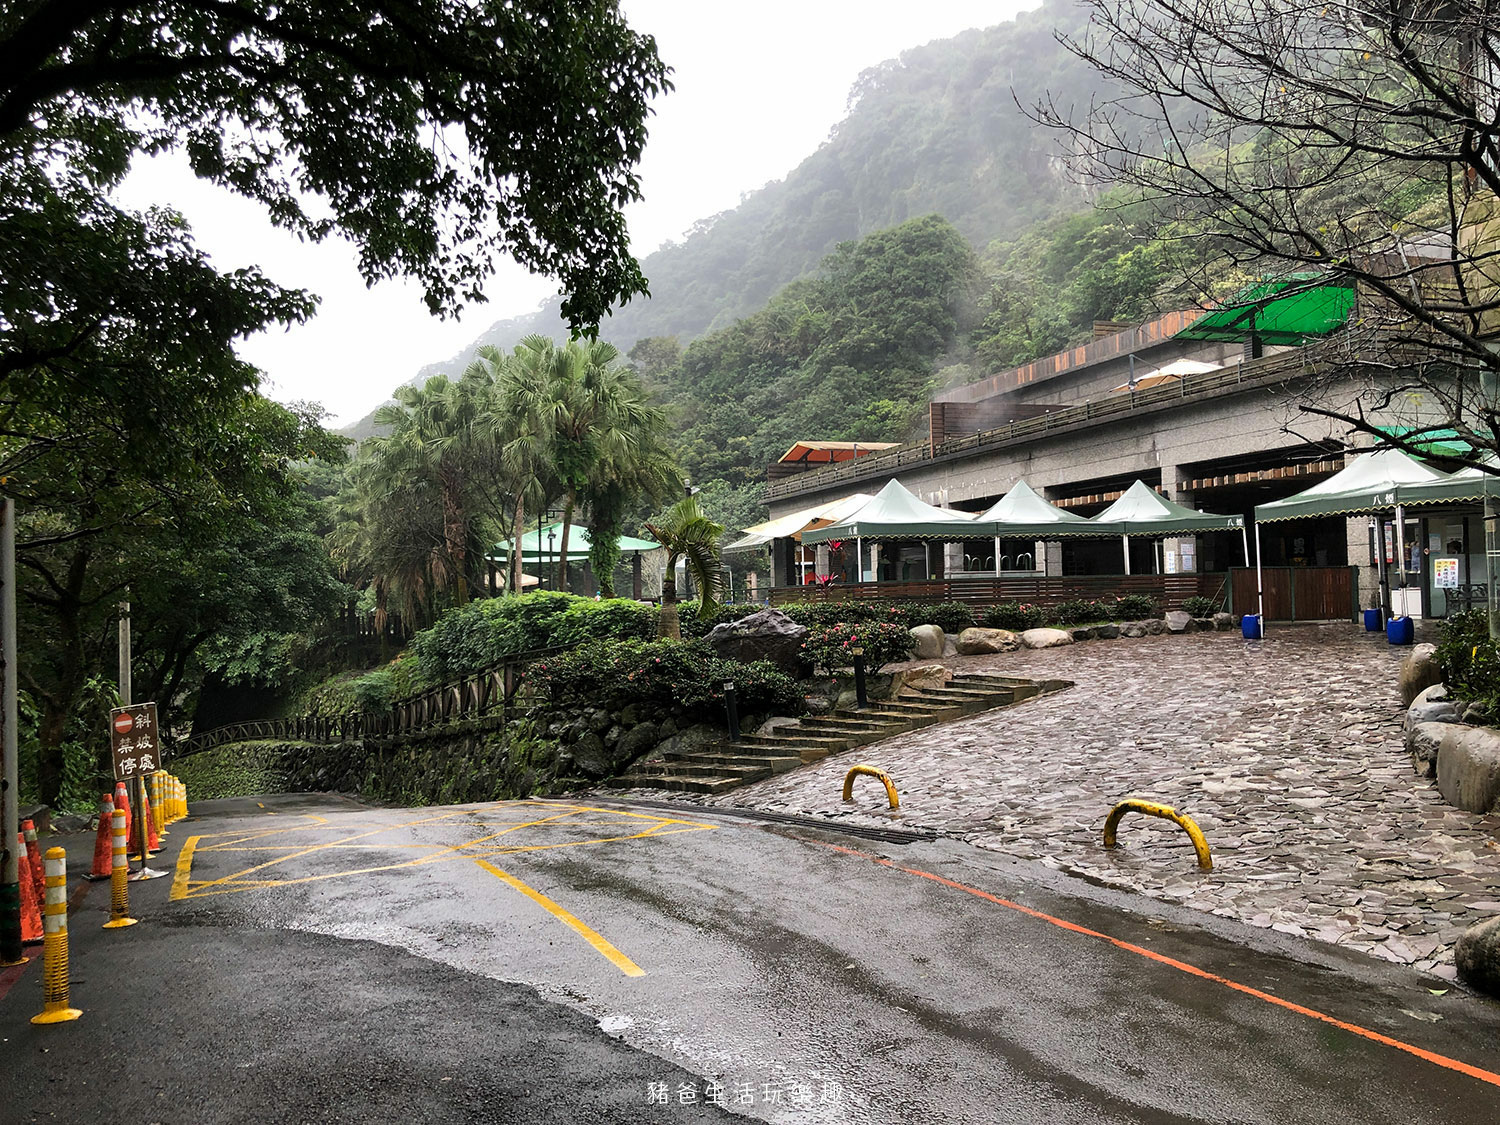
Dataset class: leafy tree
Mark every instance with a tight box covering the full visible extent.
[644,497,724,641]
[1,0,671,325]
[1032,0,1493,463]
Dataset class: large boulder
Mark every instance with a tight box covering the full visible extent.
[1120,622,1147,638]
[1095,624,1121,640]
[1436,725,1500,813]
[1164,610,1191,634]
[1456,916,1500,998]
[614,721,660,765]
[704,608,808,672]
[909,624,945,660]
[1399,643,1443,706]
[570,732,612,778]
[1212,612,1236,632]
[1406,683,1462,731]
[1406,721,1448,779]
[653,723,722,762]
[892,662,950,694]
[955,627,1019,655]
[1020,627,1074,649]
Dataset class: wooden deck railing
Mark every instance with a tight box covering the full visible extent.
[766,573,1223,610]
[180,644,574,758]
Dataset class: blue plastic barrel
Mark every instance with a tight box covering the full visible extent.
[1363,608,1382,632]
[1386,616,1414,646]
[1241,615,1262,639]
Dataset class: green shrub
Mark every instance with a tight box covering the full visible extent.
[799,621,915,673]
[1112,593,1159,620]
[1048,598,1109,626]
[407,593,654,684]
[902,602,974,634]
[982,602,1046,631]
[530,639,805,722]
[1181,595,1221,617]
[1436,609,1498,712]
[780,601,911,628]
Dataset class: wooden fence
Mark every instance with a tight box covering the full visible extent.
[181,644,571,758]
[767,573,1223,610]
[1229,566,1359,622]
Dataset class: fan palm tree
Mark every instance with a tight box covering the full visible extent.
[645,496,725,640]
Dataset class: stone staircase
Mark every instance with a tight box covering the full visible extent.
[607,673,1064,795]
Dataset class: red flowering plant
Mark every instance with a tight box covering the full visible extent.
[798,621,914,674]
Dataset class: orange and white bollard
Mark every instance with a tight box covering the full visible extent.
[101,809,137,930]
[30,848,82,1024]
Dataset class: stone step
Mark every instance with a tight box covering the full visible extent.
[705,751,806,773]
[640,760,772,780]
[916,684,1013,701]
[735,731,853,750]
[799,716,912,735]
[605,772,742,795]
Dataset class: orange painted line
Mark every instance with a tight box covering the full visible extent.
[817,843,1500,1091]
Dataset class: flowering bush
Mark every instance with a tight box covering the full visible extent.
[982,602,1046,631]
[1111,593,1159,620]
[799,621,915,673]
[1180,596,1221,618]
[1048,598,1112,625]
[529,639,804,722]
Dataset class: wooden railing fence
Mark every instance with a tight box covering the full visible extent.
[180,644,573,758]
[767,573,1221,610]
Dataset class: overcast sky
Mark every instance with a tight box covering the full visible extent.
[115,1,1039,426]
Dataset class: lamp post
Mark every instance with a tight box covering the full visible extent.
[723,681,740,740]
[547,531,556,591]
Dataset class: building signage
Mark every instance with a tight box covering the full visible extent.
[1433,557,1460,590]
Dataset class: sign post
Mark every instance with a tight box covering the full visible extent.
[110,703,163,881]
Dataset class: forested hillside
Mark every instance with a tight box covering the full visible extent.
[345,0,1102,438]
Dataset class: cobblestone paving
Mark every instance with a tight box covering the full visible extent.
[627,625,1500,978]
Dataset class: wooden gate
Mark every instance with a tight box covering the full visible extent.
[1229,566,1357,622]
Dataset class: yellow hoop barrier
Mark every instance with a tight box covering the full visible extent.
[1103,800,1213,871]
[843,764,899,810]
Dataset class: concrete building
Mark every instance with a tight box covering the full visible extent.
[761,283,1476,620]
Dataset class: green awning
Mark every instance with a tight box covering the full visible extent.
[1094,480,1244,536]
[802,479,982,543]
[1391,455,1500,507]
[489,522,659,564]
[1174,273,1355,345]
[976,479,1123,538]
[1253,449,1448,523]
[1374,426,1475,458]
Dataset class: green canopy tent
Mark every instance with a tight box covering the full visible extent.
[1173,273,1356,347]
[1092,480,1247,576]
[974,479,1121,575]
[1251,448,1451,630]
[487,522,660,591]
[802,479,979,581]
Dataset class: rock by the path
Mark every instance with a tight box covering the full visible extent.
[1406,721,1447,779]
[1070,626,1097,641]
[1020,627,1074,649]
[570,732,611,777]
[1095,624,1120,640]
[1399,643,1443,707]
[955,627,1019,655]
[1143,619,1166,636]
[653,723,722,762]
[1212,612,1235,632]
[1120,622,1147,638]
[1463,699,1495,726]
[1407,683,1462,731]
[1164,611,1191,634]
[1436,725,1500,813]
[1456,916,1500,997]
[614,721,660,764]
[894,662,949,693]
[909,624,945,660]
[1190,617,1216,632]
[704,608,808,672]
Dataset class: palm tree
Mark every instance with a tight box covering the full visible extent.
[366,375,487,605]
[645,496,725,640]
[533,337,678,593]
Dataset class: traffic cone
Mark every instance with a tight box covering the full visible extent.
[87,794,115,880]
[113,782,131,851]
[140,784,159,854]
[17,833,42,944]
[151,774,166,839]
[21,819,42,893]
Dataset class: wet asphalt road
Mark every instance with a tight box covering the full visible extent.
[5,792,1500,1124]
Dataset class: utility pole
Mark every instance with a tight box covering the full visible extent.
[1,499,21,964]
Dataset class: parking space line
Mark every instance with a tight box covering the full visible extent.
[819,842,1500,1092]
[475,859,645,977]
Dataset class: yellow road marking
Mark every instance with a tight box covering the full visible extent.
[169,801,715,900]
[170,836,201,901]
[475,859,644,977]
